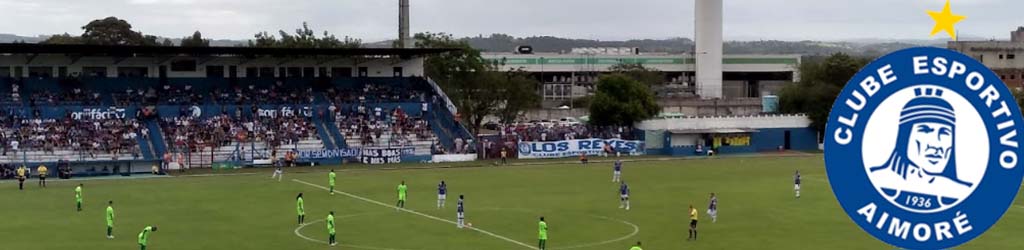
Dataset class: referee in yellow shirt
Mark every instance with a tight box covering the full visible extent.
[37,164,48,188]
[688,204,698,241]
[16,166,26,190]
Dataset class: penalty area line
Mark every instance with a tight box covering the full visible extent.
[292,179,537,249]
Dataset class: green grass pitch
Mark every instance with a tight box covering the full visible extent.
[3,155,1023,249]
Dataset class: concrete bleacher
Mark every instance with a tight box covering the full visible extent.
[1,150,137,164]
[1,76,474,166]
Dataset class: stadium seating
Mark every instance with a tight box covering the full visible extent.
[0,76,474,167]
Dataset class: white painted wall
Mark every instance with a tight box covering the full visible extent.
[636,114,812,130]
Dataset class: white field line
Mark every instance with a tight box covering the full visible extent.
[293,179,537,249]
[294,218,408,250]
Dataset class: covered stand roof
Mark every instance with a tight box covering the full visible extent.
[0,43,458,57]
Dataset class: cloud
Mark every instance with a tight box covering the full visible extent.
[0,0,1017,41]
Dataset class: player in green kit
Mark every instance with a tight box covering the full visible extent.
[106,201,115,239]
[74,183,83,212]
[396,181,407,209]
[629,241,643,250]
[296,193,305,225]
[138,225,157,250]
[327,211,337,246]
[538,216,548,250]
[329,169,336,195]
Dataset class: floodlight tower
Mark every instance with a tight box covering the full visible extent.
[399,0,412,48]
[695,0,723,99]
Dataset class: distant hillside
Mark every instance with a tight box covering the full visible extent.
[465,34,947,56]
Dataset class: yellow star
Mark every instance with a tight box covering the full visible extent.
[926,0,967,40]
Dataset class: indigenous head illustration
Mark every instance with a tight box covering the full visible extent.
[869,87,973,207]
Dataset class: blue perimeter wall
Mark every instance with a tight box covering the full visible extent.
[662,127,818,156]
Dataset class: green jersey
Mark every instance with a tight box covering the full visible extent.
[630,246,643,250]
[297,197,305,215]
[138,226,153,245]
[327,214,336,234]
[538,221,548,240]
[329,172,336,186]
[397,184,408,200]
[75,186,82,201]
[106,206,114,226]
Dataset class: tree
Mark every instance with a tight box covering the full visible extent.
[415,32,539,133]
[496,72,541,124]
[160,38,175,47]
[608,63,665,86]
[247,22,360,48]
[180,31,210,47]
[778,53,870,133]
[41,33,81,44]
[588,74,660,126]
[80,16,151,45]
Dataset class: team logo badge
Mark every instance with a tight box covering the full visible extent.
[825,47,1024,249]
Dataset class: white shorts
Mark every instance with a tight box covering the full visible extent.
[794,184,801,190]
[707,209,717,215]
[620,194,629,199]
[613,171,621,176]
[457,212,464,219]
[274,169,283,174]
[439,194,446,200]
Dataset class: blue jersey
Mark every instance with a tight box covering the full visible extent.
[620,183,629,195]
[457,199,464,213]
[614,161,622,172]
[709,197,718,210]
[795,173,801,185]
[438,182,447,195]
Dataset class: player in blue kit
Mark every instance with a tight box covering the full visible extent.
[437,180,447,209]
[619,181,630,210]
[612,159,622,182]
[707,193,718,223]
[456,194,466,228]
[794,170,801,199]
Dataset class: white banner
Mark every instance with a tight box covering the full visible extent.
[431,154,477,163]
[71,107,126,120]
[517,138,645,159]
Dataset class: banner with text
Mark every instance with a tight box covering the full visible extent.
[517,139,645,159]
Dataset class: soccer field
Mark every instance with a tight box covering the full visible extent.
[3,155,1023,249]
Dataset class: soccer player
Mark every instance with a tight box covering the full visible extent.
[327,211,337,246]
[630,241,643,250]
[329,169,336,195]
[437,180,447,209]
[456,194,465,229]
[271,158,283,182]
[500,148,508,165]
[37,164,48,187]
[579,152,588,165]
[138,225,157,250]
[707,193,718,223]
[396,181,408,209]
[16,165,26,190]
[612,159,622,182]
[688,204,699,241]
[619,181,630,210]
[538,216,548,250]
[75,183,83,212]
[794,170,801,199]
[106,201,115,239]
[296,193,305,225]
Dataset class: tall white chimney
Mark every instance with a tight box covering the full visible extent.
[695,0,723,99]
[399,0,412,48]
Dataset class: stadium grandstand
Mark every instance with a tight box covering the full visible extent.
[0,43,473,174]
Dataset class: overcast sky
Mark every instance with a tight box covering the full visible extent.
[0,0,1020,42]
